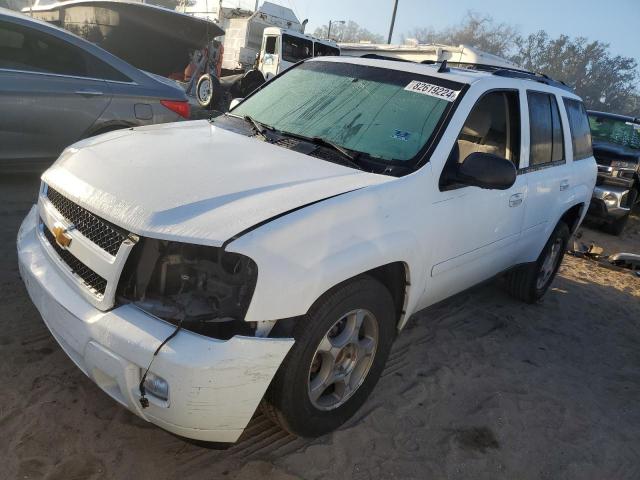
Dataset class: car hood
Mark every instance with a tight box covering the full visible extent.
[593,142,640,163]
[42,121,392,246]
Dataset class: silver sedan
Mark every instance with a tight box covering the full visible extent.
[0,8,191,172]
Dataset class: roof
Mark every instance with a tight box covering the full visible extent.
[311,55,492,85]
[263,26,338,46]
[21,0,224,36]
[339,42,521,70]
[310,56,579,96]
[587,110,639,124]
[258,1,300,25]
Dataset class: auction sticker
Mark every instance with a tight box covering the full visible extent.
[404,81,459,102]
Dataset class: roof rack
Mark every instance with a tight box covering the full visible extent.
[356,55,573,92]
[444,62,573,92]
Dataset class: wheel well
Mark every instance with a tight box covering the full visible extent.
[364,262,409,326]
[559,203,585,234]
[267,262,409,338]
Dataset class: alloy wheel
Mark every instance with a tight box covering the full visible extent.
[536,237,563,289]
[307,309,379,411]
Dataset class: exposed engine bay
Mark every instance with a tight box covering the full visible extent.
[118,238,258,339]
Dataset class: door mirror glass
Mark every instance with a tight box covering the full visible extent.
[456,152,517,190]
[229,98,244,110]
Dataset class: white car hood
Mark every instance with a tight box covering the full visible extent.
[43,120,392,246]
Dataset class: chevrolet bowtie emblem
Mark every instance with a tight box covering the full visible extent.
[52,225,73,249]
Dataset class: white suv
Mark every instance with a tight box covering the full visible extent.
[17,56,596,443]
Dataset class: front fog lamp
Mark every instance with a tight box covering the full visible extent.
[142,371,169,401]
[603,193,618,207]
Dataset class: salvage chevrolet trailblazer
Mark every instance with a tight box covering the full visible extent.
[18,56,597,443]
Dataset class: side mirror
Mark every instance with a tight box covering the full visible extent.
[456,152,517,190]
[229,98,244,110]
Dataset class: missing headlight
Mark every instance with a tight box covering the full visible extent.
[118,238,258,339]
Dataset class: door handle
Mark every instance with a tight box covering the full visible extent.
[74,89,104,96]
[560,179,570,191]
[509,193,524,207]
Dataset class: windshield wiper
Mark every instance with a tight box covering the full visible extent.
[300,135,364,171]
[243,115,272,140]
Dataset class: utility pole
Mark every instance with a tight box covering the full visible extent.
[387,0,398,44]
[327,19,345,41]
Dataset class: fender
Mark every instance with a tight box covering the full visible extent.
[520,181,592,264]
[226,179,429,324]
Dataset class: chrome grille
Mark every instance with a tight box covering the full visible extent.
[46,186,127,256]
[43,224,107,296]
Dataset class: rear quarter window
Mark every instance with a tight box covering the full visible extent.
[563,98,593,160]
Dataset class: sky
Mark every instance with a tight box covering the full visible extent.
[258,0,639,62]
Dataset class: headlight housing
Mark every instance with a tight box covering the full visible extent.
[118,238,258,339]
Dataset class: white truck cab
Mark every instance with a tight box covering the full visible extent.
[18,56,596,443]
[259,27,339,79]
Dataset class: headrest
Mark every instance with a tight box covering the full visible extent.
[462,108,491,138]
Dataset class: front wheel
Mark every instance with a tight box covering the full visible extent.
[262,276,396,437]
[504,221,570,303]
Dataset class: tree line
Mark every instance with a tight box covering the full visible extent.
[314,12,639,117]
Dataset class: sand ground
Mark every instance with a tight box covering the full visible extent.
[1,174,639,480]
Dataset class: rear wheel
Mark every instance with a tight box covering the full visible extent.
[262,276,396,437]
[605,189,637,236]
[196,74,214,108]
[505,221,570,303]
[605,213,630,236]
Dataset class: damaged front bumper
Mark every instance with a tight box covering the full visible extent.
[17,205,293,443]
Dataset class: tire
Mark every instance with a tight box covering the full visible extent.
[240,69,265,97]
[604,189,636,236]
[262,275,396,437]
[195,74,214,108]
[504,221,570,303]
[605,213,630,236]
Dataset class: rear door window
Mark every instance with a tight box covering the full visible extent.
[563,98,593,160]
[0,20,129,81]
[0,20,86,76]
[527,91,565,166]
